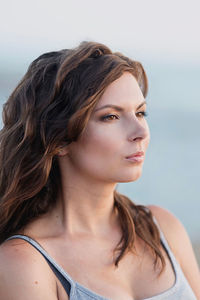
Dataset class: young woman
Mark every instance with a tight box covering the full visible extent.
[0,41,199,299]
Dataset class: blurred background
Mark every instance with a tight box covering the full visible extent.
[0,0,199,263]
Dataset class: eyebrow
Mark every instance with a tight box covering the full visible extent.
[94,100,147,112]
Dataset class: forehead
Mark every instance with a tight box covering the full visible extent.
[95,72,144,109]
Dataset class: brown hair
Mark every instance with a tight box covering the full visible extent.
[0,41,165,271]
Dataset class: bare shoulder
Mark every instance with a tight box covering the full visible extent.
[147,205,198,263]
[148,205,200,298]
[148,205,184,249]
[0,239,58,300]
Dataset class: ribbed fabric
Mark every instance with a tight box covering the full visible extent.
[7,223,197,299]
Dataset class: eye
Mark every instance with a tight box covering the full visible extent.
[101,114,119,121]
[136,111,148,118]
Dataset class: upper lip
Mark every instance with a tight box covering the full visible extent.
[126,151,144,159]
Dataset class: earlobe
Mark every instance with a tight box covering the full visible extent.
[57,147,68,156]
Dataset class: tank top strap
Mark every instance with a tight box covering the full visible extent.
[152,217,180,272]
[6,234,75,298]
[153,216,173,252]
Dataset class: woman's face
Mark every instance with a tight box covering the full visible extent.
[66,72,150,183]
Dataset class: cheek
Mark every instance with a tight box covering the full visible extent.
[79,128,121,163]
[67,120,150,182]
[68,125,124,179]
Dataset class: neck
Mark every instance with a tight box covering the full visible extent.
[54,177,118,237]
[37,155,121,239]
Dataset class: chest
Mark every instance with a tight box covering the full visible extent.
[44,238,176,300]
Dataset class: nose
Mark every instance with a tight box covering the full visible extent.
[127,118,149,142]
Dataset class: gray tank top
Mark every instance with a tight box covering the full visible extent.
[7,225,197,299]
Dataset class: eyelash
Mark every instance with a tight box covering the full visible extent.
[101,111,148,121]
[101,114,119,121]
[137,111,148,118]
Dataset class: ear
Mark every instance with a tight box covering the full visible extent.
[57,146,68,156]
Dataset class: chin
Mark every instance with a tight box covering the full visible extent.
[117,169,143,183]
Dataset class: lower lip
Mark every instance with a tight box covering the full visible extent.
[126,156,144,162]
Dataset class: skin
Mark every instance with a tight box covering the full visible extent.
[0,72,199,299]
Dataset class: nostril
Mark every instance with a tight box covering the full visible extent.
[128,136,143,142]
[133,136,143,142]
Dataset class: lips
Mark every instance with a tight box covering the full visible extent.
[125,151,145,163]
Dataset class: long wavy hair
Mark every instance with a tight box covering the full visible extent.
[0,41,165,271]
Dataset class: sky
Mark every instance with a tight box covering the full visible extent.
[1,0,200,71]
